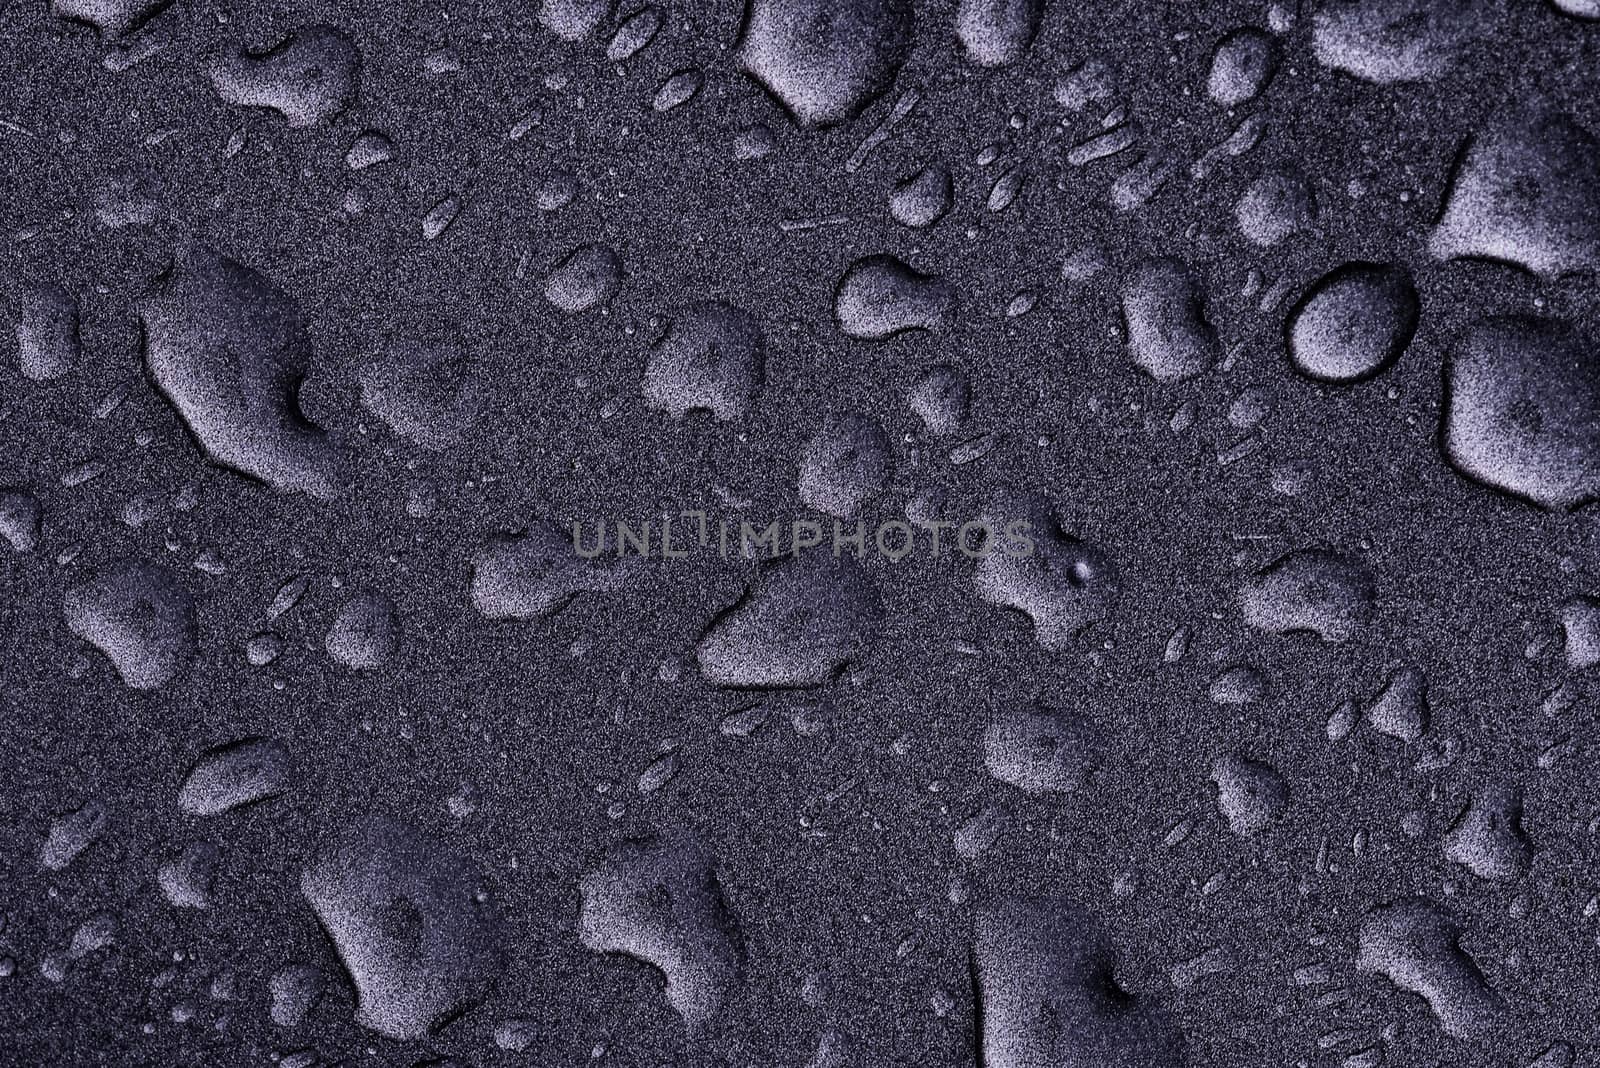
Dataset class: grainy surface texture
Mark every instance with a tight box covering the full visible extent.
[2,1,1600,1066]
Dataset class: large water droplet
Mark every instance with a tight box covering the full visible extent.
[1443,316,1600,510]
[697,552,884,688]
[579,831,743,1028]
[178,737,293,816]
[64,559,196,690]
[642,302,765,421]
[955,0,1044,68]
[139,245,344,499]
[834,255,953,340]
[1121,259,1219,383]
[1285,263,1418,383]
[738,0,914,128]
[208,26,361,128]
[300,816,505,1040]
[1430,106,1600,277]
[973,898,1187,1068]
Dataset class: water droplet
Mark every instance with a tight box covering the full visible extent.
[1207,28,1279,106]
[799,411,891,519]
[1240,549,1375,642]
[1236,172,1316,246]
[1210,753,1289,835]
[608,6,663,61]
[889,164,953,229]
[1366,665,1429,743]
[984,701,1100,793]
[738,0,913,128]
[1286,263,1418,383]
[539,0,613,41]
[642,302,765,421]
[973,898,1187,1067]
[41,799,109,871]
[470,521,631,619]
[325,592,401,670]
[579,830,742,1028]
[1121,259,1219,382]
[178,737,293,816]
[64,559,196,690]
[955,0,1044,68]
[140,245,344,499]
[208,25,361,128]
[544,244,623,314]
[834,255,954,340]
[300,816,504,1040]
[1356,899,1501,1037]
[15,284,80,381]
[1430,106,1600,277]
[1443,316,1600,510]
[697,552,884,687]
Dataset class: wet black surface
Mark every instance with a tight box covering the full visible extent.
[3,1,1600,1066]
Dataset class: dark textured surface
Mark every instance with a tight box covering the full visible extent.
[3,1,1600,1065]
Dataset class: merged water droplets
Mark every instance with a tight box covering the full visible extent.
[1442,786,1532,881]
[1443,317,1600,510]
[139,245,344,499]
[1430,107,1600,277]
[208,26,361,128]
[578,831,743,1029]
[1240,549,1375,642]
[696,552,884,688]
[64,559,196,690]
[973,497,1118,649]
[737,0,914,128]
[1356,899,1501,1038]
[642,302,765,421]
[1286,263,1418,383]
[834,255,954,340]
[300,815,505,1040]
